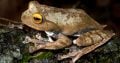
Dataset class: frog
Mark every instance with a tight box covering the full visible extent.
[21,1,115,63]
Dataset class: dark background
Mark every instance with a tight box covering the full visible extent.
[0,0,119,34]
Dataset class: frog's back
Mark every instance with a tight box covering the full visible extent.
[37,4,103,35]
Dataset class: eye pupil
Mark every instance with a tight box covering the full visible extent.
[34,17,41,20]
[32,13,42,24]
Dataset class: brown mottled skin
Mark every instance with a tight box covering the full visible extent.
[21,1,104,35]
[21,1,115,63]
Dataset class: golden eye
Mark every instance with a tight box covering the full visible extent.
[32,13,42,24]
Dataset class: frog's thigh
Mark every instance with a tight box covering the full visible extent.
[73,30,110,46]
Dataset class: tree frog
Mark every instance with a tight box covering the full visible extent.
[21,1,115,63]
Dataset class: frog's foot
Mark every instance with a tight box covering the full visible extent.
[28,38,48,53]
[23,33,49,52]
[29,34,72,53]
[58,30,115,63]
[58,50,82,63]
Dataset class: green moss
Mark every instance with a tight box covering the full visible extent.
[32,52,53,59]
[19,52,53,63]
[19,53,31,63]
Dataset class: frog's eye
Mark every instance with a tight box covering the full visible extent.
[32,13,42,24]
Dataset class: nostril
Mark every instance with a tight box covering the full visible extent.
[22,15,27,19]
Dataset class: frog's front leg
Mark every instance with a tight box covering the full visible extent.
[29,33,72,53]
[59,30,115,63]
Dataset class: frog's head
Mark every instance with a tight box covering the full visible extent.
[21,1,60,31]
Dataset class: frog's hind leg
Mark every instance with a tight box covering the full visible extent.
[58,30,115,63]
[29,33,72,53]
